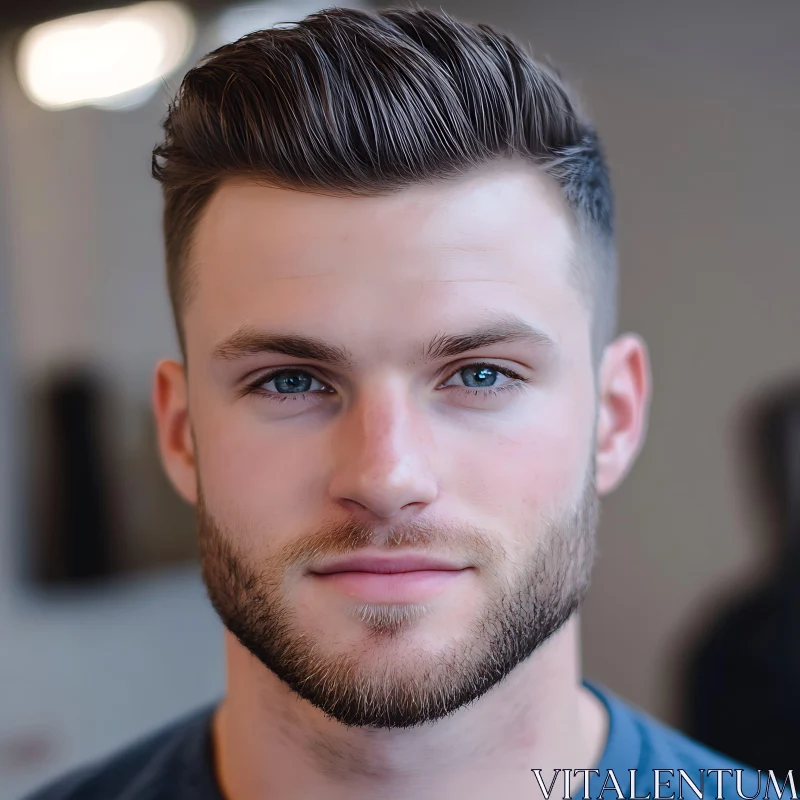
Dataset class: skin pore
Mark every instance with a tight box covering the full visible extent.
[153,162,650,799]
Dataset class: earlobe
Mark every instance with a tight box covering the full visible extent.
[152,358,198,505]
[594,334,651,496]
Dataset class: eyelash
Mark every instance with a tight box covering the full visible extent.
[241,362,530,403]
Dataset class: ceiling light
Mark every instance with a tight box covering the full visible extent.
[17,2,195,111]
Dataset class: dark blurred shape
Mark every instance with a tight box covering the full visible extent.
[683,379,800,778]
[33,366,118,584]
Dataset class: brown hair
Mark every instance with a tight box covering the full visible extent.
[152,6,617,361]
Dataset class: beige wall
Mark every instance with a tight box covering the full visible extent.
[424,0,800,722]
[0,39,218,799]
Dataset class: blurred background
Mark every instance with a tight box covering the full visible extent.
[0,0,798,796]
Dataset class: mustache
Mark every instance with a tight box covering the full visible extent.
[195,489,506,575]
[275,516,506,574]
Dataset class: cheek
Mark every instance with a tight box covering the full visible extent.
[193,398,327,544]
[447,380,594,522]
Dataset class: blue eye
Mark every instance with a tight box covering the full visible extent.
[249,369,328,396]
[272,371,313,393]
[459,365,499,388]
[441,362,522,391]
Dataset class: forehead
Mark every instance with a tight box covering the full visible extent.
[187,167,584,358]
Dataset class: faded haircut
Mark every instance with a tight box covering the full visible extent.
[152,5,617,362]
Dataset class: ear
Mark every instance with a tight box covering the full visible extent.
[594,333,651,496]
[152,359,198,505]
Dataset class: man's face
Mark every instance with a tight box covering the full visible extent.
[172,165,605,727]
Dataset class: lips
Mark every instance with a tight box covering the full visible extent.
[309,553,471,604]
[310,554,466,575]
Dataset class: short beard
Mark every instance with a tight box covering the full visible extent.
[197,467,598,729]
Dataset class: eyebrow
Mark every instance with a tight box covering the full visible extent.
[213,326,355,367]
[422,315,556,363]
[212,314,556,367]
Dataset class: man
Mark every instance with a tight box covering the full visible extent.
[27,6,765,800]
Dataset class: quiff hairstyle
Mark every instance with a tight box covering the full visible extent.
[152,6,617,362]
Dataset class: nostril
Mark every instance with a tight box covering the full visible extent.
[338,497,368,513]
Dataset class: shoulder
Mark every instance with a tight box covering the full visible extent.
[631,700,752,771]
[588,681,763,798]
[21,705,217,800]
[632,709,765,797]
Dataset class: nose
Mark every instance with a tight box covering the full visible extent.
[328,381,438,521]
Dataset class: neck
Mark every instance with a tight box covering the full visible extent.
[212,615,609,800]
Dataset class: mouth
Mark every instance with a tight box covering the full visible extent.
[309,553,471,603]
